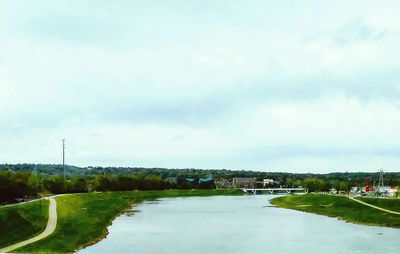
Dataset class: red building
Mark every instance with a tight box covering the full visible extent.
[365,185,375,192]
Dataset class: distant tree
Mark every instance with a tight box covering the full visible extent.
[71,178,88,193]
[113,175,135,191]
[329,180,339,190]
[28,173,43,194]
[44,176,67,194]
[0,171,13,201]
[143,175,163,190]
[338,181,349,192]
[315,179,328,192]
[292,180,302,187]
[91,175,111,191]
[303,178,317,192]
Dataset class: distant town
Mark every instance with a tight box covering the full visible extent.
[218,173,398,198]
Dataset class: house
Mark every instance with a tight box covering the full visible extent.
[349,187,362,196]
[364,185,375,193]
[199,177,214,184]
[198,177,214,188]
[262,179,274,187]
[388,186,398,197]
[185,178,196,183]
[232,178,257,188]
[379,186,398,197]
[214,179,232,189]
[164,177,178,184]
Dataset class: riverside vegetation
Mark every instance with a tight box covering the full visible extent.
[3,189,243,253]
[271,194,400,228]
[0,200,49,249]
[356,197,400,213]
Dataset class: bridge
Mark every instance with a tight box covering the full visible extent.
[242,187,308,195]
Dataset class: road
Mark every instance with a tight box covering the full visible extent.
[0,197,58,253]
[349,196,400,215]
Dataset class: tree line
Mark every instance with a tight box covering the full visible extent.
[1,164,399,203]
[0,170,214,203]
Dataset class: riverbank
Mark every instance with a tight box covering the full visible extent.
[270,194,400,228]
[14,189,243,253]
[357,197,400,213]
[0,200,49,249]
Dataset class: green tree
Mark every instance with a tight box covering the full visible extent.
[304,178,316,192]
[44,176,67,194]
[338,181,349,192]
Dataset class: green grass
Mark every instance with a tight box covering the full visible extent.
[357,197,400,212]
[17,189,243,253]
[0,200,49,248]
[271,194,400,228]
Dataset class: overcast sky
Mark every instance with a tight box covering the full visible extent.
[1,1,399,172]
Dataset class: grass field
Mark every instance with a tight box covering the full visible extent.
[270,194,400,228]
[357,197,400,212]
[16,189,243,253]
[0,200,49,249]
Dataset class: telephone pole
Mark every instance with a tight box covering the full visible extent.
[62,139,66,178]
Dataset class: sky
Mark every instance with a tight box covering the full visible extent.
[0,1,399,173]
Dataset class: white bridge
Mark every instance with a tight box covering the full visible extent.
[242,187,308,195]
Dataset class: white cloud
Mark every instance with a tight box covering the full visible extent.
[0,1,399,172]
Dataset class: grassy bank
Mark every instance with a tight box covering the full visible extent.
[357,197,400,212]
[16,189,243,253]
[271,194,400,228]
[0,200,49,249]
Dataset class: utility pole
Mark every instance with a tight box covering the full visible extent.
[62,139,66,178]
[378,169,384,188]
[374,169,384,197]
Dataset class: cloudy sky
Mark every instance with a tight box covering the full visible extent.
[1,1,399,172]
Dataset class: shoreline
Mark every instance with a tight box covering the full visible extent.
[270,194,400,228]
[15,189,244,253]
[74,196,147,253]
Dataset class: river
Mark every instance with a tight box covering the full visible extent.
[78,195,400,254]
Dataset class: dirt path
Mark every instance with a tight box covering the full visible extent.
[349,196,400,215]
[0,197,58,253]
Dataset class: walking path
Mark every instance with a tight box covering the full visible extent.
[0,194,67,209]
[349,196,400,215]
[0,197,58,253]
[1,198,46,209]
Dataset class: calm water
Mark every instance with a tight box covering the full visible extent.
[79,195,400,254]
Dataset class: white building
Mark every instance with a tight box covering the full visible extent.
[263,179,274,187]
